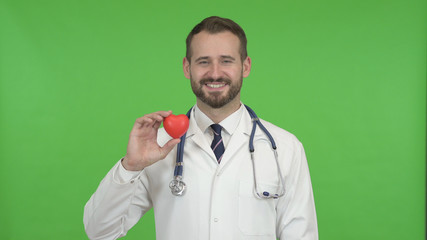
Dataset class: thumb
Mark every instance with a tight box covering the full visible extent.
[160,138,181,157]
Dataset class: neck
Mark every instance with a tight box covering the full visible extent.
[196,97,241,124]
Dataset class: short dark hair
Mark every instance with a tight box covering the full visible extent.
[186,16,248,62]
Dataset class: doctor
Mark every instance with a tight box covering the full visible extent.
[84,16,318,239]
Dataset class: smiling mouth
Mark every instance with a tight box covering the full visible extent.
[206,83,226,88]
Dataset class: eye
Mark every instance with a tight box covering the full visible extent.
[198,61,209,65]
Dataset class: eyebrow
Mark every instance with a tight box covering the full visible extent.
[195,56,209,62]
[194,55,236,62]
[220,55,236,60]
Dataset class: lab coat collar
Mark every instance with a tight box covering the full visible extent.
[184,103,260,167]
[192,103,244,136]
[185,103,252,138]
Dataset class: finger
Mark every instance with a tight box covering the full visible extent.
[159,138,181,158]
[134,113,163,127]
[133,116,154,131]
[153,121,162,129]
[132,111,173,131]
[154,110,173,118]
[145,110,173,121]
[139,111,173,125]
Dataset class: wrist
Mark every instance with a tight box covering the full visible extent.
[122,156,145,171]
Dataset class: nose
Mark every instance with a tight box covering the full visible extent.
[208,62,221,80]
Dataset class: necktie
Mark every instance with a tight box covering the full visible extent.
[210,124,225,163]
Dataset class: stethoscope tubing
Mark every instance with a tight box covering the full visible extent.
[245,105,277,152]
[170,105,286,198]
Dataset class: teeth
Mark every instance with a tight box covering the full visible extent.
[207,83,225,88]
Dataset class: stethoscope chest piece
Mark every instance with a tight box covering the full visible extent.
[169,176,186,196]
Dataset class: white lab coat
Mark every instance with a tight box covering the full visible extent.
[84,107,318,240]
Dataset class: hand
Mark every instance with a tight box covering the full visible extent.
[122,111,181,171]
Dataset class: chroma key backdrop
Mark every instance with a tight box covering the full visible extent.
[0,0,425,239]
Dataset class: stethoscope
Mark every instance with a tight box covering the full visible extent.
[169,105,286,199]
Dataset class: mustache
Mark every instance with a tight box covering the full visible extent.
[200,78,232,85]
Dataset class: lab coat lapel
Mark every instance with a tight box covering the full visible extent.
[185,109,218,164]
[219,108,253,167]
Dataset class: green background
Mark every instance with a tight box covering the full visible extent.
[0,0,425,239]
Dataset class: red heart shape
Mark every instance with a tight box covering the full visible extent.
[163,114,189,139]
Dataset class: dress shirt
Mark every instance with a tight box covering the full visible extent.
[192,103,244,149]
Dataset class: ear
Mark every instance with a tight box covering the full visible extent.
[242,56,251,78]
[183,57,191,79]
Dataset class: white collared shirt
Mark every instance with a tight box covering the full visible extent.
[193,103,244,149]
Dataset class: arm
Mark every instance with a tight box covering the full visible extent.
[276,141,318,240]
[83,111,180,239]
[83,161,151,239]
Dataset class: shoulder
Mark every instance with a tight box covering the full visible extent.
[258,118,303,148]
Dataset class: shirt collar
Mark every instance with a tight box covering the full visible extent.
[193,103,244,136]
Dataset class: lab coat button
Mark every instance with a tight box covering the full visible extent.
[130,179,135,184]
[214,218,219,222]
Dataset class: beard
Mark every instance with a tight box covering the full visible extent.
[191,76,243,109]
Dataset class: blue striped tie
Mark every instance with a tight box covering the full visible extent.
[210,124,225,163]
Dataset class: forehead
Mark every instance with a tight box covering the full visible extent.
[190,31,241,60]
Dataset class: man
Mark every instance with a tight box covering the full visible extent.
[84,16,318,240]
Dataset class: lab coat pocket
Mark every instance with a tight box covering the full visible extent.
[238,180,277,236]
